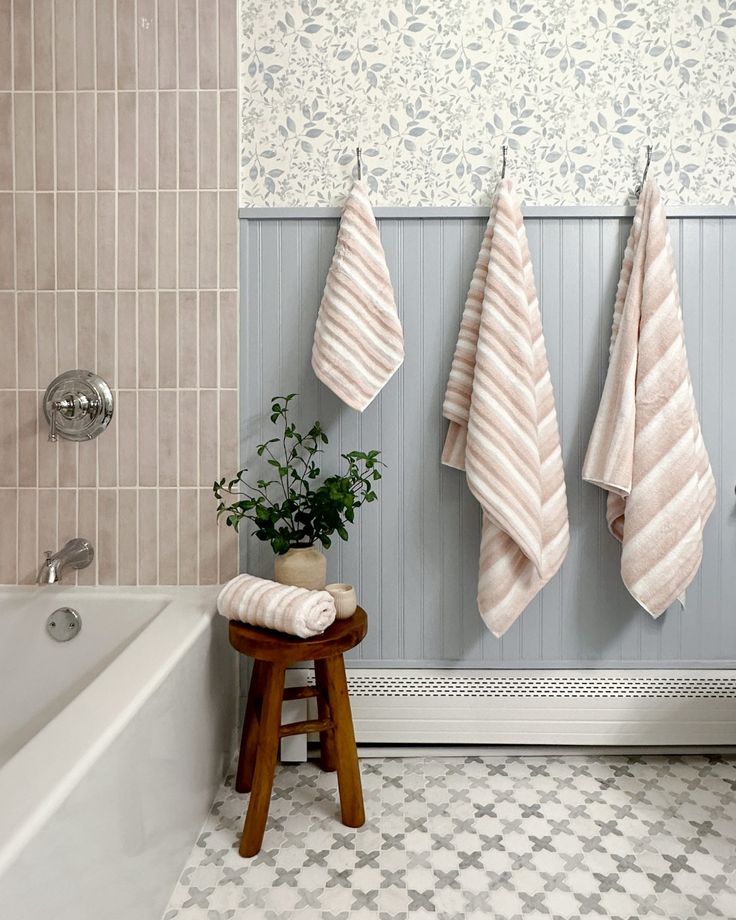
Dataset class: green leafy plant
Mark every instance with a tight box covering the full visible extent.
[213,394,384,555]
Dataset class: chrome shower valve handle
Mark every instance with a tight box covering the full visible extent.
[42,370,114,443]
[48,402,59,443]
[47,396,78,442]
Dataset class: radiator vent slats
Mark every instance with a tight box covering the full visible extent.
[305,673,736,700]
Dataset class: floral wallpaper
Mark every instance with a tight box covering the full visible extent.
[240,0,736,207]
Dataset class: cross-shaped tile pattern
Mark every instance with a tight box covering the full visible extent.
[162,755,736,920]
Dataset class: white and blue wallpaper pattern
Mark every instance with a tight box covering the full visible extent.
[240,0,736,206]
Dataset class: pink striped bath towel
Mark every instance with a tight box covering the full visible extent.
[312,180,404,411]
[442,179,570,637]
[218,573,336,638]
[582,177,715,616]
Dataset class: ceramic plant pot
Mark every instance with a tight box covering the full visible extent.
[325,583,357,619]
[274,545,327,591]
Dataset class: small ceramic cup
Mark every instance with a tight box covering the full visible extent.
[325,583,357,620]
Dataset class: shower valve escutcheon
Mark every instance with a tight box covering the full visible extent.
[43,370,114,443]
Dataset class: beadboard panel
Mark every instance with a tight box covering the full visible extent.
[240,215,736,667]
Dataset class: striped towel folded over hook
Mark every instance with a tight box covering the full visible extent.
[582,176,715,616]
[312,179,404,411]
[442,178,570,638]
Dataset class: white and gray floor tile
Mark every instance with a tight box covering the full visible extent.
[162,755,736,920]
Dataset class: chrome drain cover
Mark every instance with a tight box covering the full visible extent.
[46,607,82,642]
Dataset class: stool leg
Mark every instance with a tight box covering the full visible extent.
[322,654,365,828]
[240,662,285,857]
[314,659,336,773]
[235,659,266,794]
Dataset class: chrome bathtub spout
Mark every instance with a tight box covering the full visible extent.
[36,538,94,585]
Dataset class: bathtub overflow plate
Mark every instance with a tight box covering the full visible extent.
[46,607,82,642]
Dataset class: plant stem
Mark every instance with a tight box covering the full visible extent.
[277,409,297,531]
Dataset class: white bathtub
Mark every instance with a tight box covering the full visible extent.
[0,586,236,920]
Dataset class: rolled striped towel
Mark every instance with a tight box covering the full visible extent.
[442,178,570,638]
[217,574,336,638]
[312,179,404,411]
[582,177,715,616]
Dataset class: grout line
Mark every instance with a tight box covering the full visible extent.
[154,0,161,585]
[194,0,201,586]
[113,0,120,585]
[11,0,19,582]
[2,87,224,93]
[133,0,140,586]
[214,0,222,583]
[49,0,63,533]
[174,0,181,585]
[30,0,42,572]
[91,0,102,582]
[0,485,199,491]
[0,385,237,393]
[87,0,100,583]
[70,0,81,512]
[4,286,239,293]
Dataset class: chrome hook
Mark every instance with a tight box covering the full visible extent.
[356,146,363,182]
[636,144,652,197]
[500,144,508,179]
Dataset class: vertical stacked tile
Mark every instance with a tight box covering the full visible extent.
[0,0,239,585]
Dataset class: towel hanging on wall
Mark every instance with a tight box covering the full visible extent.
[582,176,716,616]
[441,178,570,637]
[311,179,404,411]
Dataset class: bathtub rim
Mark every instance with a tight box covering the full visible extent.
[0,585,223,878]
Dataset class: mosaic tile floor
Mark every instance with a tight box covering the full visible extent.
[162,755,736,920]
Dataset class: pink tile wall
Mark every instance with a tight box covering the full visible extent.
[0,0,239,585]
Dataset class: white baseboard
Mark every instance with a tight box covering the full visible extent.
[285,667,736,754]
[349,744,736,758]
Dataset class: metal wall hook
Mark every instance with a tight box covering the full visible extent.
[636,144,653,197]
[500,144,508,179]
[356,146,363,181]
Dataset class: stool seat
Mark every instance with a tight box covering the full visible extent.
[229,607,367,857]
[229,607,367,662]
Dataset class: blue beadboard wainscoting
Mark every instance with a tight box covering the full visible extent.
[239,207,736,669]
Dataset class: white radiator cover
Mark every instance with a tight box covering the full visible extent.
[290,668,736,747]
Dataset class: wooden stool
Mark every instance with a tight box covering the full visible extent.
[229,608,367,857]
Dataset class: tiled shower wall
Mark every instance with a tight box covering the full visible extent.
[0,0,240,584]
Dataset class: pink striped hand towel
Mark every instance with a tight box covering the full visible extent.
[582,177,715,616]
[218,574,336,638]
[312,180,404,411]
[442,179,570,638]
